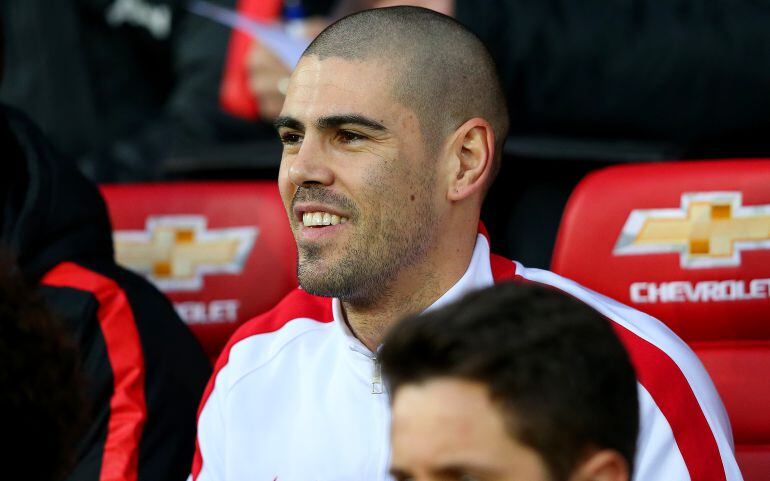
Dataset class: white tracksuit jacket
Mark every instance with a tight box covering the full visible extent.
[191,233,743,481]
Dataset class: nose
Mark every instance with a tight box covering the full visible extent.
[287,135,334,187]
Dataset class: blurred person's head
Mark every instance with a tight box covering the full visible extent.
[0,105,114,283]
[380,282,639,481]
[275,6,508,315]
[0,249,87,480]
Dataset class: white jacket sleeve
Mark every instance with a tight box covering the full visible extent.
[190,365,229,481]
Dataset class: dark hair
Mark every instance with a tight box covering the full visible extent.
[380,281,639,481]
[0,249,87,480]
[304,6,509,187]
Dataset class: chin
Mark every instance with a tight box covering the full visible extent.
[297,258,333,295]
[296,261,361,300]
[297,276,343,299]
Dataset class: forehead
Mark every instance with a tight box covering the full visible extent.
[282,55,404,123]
[391,379,552,479]
[391,379,516,460]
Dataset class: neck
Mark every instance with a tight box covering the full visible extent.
[342,227,478,352]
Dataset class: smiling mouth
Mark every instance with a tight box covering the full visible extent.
[302,211,350,227]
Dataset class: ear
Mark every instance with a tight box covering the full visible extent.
[445,118,495,202]
[568,449,630,481]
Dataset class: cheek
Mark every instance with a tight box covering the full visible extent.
[277,157,291,185]
[402,168,439,214]
[371,156,415,196]
[277,166,296,212]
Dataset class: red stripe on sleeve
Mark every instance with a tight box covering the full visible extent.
[43,262,147,481]
[612,324,728,481]
[191,435,204,478]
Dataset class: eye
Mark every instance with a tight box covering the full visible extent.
[279,131,303,145]
[392,474,414,481]
[336,130,366,143]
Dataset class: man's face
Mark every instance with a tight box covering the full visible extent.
[390,378,553,481]
[277,55,443,302]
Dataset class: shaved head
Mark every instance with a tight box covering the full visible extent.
[303,6,509,178]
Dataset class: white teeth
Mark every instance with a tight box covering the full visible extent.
[302,211,349,227]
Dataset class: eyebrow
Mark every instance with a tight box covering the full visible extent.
[274,113,389,135]
[436,464,499,479]
[273,116,305,132]
[388,467,410,480]
[316,114,388,132]
[389,464,496,480]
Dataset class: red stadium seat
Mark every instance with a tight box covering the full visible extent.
[552,160,770,481]
[100,182,297,361]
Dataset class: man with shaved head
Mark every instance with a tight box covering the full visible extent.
[191,7,742,481]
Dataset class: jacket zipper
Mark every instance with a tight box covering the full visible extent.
[349,343,384,394]
[371,357,383,394]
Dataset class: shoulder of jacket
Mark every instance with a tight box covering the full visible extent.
[510,264,709,383]
[231,288,333,340]
[211,288,334,380]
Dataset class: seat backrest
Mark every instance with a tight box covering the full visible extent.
[100,182,297,361]
[552,160,770,481]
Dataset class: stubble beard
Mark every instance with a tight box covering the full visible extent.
[296,184,438,306]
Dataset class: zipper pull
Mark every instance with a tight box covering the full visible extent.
[371,357,384,394]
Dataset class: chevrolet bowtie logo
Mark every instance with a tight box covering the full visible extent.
[614,192,770,268]
[113,215,258,291]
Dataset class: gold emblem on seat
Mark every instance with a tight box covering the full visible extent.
[114,216,258,291]
[614,192,770,268]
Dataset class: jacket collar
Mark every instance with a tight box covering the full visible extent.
[331,233,494,355]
